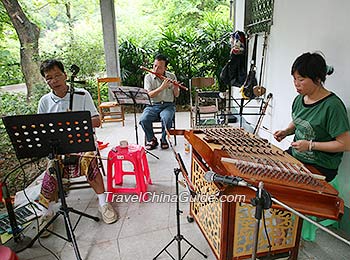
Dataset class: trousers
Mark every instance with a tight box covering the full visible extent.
[139,102,175,142]
[39,152,100,208]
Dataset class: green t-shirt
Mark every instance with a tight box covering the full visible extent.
[291,93,350,170]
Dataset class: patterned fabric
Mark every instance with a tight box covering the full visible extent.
[39,152,100,208]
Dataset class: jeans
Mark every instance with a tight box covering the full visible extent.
[139,102,175,142]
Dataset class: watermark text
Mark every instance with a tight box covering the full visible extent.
[105,191,246,203]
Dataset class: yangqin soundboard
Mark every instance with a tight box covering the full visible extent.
[184,127,343,260]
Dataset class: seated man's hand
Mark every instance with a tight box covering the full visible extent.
[160,78,171,90]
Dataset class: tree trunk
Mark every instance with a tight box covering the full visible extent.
[1,0,43,99]
[65,1,75,46]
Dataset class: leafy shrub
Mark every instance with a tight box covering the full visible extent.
[156,13,232,105]
[0,83,48,161]
[0,84,48,192]
[119,39,154,87]
[0,49,23,85]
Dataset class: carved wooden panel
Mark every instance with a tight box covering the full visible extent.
[191,157,222,257]
[233,203,298,257]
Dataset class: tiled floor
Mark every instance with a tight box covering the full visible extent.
[14,112,350,260]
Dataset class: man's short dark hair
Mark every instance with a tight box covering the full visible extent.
[40,59,65,77]
[154,54,169,66]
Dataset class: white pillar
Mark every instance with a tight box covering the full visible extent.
[99,0,121,79]
[234,0,245,31]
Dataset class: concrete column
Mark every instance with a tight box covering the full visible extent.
[234,0,245,31]
[99,0,121,105]
[99,0,121,78]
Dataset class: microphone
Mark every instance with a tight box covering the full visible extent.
[204,171,248,187]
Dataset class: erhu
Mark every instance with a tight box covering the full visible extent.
[140,66,188,91]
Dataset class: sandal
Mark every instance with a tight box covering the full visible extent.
[161,140,169,150]
[97,141,109,150]
[145,138,158,150]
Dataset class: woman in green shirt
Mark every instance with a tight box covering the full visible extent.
[274,52,350,181]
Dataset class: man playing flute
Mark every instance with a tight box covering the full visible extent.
[139,54,180,150]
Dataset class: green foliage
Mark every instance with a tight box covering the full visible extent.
[0,3,10,36]
[0,49,23,85]
[22,0,99,30]
[154,0,228,30]
[83,79,99,108]
[1,0,234,193]
[199,12,233,91]
[0,83,48,163]
[0,4,23,85]
[157,11,232,104]
[1,0,233,106]
[40,33,105,78]
[0,83,48,116]
[119,39,154,87]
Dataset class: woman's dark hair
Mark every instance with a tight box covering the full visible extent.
[291,52,333,84]
[40,59,65,77]
[154,54,169,66]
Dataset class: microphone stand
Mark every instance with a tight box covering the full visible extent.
[153,130,207,260]
[250,181,272,260]
[246,182,350,259]
[204,169,272,257]
[269,195,350,247]
[3,111,101,259]
[205,173,350,258]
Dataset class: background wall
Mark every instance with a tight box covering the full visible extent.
[236,0,350,229]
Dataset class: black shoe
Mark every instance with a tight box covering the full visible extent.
[160,140,169,149]
[145,137,158,150]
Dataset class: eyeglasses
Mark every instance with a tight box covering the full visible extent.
[45,74,65,84]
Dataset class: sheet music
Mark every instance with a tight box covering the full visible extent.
[2,111,96,159]
[112,86,151,105]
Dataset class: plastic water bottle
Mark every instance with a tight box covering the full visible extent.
[184,141,190,153]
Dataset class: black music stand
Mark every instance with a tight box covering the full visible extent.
[112,86,159,160]
[153,130,207,260]
[2,111,100,260]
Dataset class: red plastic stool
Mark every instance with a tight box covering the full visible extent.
[107,144,151,202]
[0,246,19,260]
